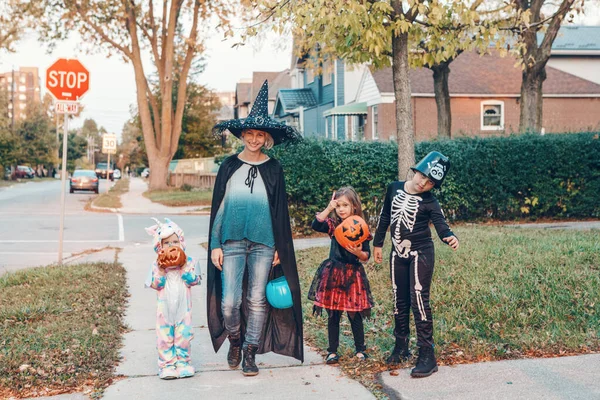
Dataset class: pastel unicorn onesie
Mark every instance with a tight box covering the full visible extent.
[145,218,201,379]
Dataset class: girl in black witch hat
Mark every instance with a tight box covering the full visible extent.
[207,80,303,377]
[373,151,459,378]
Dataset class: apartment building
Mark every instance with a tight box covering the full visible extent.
[0,67,42,121]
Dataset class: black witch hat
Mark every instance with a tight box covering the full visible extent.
[213,80,301,145]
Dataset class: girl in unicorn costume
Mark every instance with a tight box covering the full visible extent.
[145,218,201,380]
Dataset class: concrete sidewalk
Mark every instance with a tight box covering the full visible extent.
[380,354,600,400]
[81,239,373,400]
[91,177,209,215]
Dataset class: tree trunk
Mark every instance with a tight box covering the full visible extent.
[519,67,546,133]
[148,155,171,189]
[392,31,415,180]
[432,63,451,138]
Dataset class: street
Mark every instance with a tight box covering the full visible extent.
[0,179,210,275]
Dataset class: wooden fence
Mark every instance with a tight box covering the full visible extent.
[168,172,217,189]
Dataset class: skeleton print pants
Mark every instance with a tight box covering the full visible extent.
[389,243,435,348]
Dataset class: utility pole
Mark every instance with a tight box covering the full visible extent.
[11,68,15,133]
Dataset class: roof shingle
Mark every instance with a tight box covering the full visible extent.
[372,51,600,96]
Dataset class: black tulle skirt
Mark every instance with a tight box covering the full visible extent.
[308,259,374,316]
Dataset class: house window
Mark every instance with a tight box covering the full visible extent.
[307,68,314,84]
[322,60,332,86]
[481,101,504,130]
[372,105,379,140]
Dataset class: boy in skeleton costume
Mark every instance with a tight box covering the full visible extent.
[373,152,459,378]
[145,218,201,379]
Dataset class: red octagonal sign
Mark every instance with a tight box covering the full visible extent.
[46,58,90,101]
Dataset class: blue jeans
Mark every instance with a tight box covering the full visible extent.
[221,239,275,347]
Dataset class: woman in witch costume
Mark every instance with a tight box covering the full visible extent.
[207,80,303,377]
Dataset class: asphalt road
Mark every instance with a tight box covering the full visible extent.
[0,179,210,275]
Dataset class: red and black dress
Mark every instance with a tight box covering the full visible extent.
[308,216,374,354]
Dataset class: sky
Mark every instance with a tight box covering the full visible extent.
[0,28,292,139]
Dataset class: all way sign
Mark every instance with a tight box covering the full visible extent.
[55,102,79,114]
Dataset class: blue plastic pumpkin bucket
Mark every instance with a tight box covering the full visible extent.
[266,275,293,309]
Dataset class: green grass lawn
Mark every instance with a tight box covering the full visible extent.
[92,178,130,209]
[297,225,600,398]
[144,188,213,207]
[0,262,128,399]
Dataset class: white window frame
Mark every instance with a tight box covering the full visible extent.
[307,68,314,84]
[372,105,379,140]
[481,100,505,131]
[322,60,332,86]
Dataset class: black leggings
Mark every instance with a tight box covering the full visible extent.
[390,244,435,348]
[327,309,366,353]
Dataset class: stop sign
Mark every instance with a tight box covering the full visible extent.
[46,58,90,101]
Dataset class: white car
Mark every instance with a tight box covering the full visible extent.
[113,169,121,179]
[141,168,150,178]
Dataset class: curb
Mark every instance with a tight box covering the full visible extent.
[89,202,119,213]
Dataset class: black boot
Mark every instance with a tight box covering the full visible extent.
[386,337,411,365]
[242,344,259,376]
[227,335,242,369]
[411,346,438,378]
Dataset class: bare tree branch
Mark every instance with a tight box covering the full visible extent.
[171,0,200,156]
[74,3,133,59]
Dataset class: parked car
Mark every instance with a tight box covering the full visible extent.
[141,168,150,178]
[95,162,114,180]
[70,169,99,194]
[113,169,121,179]
[16,165,35,179]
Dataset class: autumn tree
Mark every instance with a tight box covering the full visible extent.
[13,100,57,168]
[36,0,236,189]
[254,0,495,177]
[119,119,147,174]
[413,1,513,138]
[511,0,584,132]
[176,82,223,159]
[0,0,37,53]
[0,88,15,170]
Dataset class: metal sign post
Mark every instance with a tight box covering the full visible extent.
[46,58,90,266]
[57,114,69,264]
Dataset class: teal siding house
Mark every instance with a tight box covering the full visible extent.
[273,57,368,140]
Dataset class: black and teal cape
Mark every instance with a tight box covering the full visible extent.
[206,154,304,362]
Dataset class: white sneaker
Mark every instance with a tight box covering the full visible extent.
[176,363,195,378]
[159,366,178,380]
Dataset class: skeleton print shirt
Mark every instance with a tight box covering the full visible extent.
[373,181,454,253]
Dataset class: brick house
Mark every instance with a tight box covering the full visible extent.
[357,50,600,141]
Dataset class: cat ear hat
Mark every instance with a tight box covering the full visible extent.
[145,217,186,253]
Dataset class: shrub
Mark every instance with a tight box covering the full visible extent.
[270,132,600,234]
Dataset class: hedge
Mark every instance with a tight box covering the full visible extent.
[269,132,600,234]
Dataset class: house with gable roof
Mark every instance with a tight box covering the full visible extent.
[356,49,600,141]
[234,70,291,120]
[271,25,599,141]
[545,25,600,85]
[272,53,367,139]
